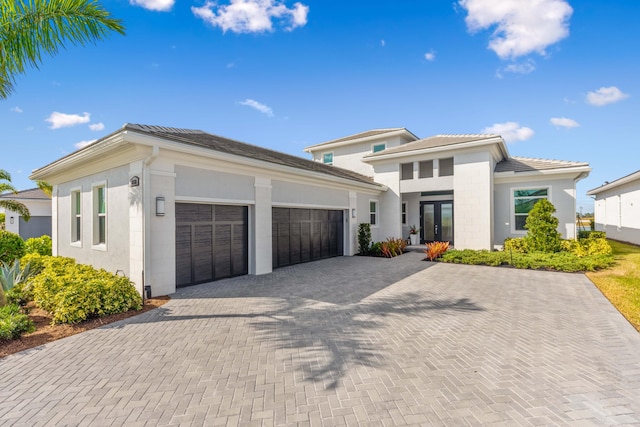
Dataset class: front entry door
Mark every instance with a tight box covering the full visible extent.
[420,201,453,245]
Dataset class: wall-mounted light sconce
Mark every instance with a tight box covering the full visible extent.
[351,208,356,218]
[9,216,14,224]
[156,197,165,216]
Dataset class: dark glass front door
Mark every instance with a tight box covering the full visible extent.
[420,201,453,244]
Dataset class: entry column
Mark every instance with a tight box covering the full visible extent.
[253,176,272,275]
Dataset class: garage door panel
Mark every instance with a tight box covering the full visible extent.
[176,225,193,286]
[273,208,343,269]
[176,203,248,287]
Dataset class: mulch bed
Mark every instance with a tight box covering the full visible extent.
[0,296,170,358]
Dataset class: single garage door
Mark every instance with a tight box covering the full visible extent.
[272,208,344,268]
[175,203,248,287]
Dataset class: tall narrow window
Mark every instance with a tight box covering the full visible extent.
[322,152,333,165]
[94,185,107,245]
[369,200,378,226]
[514,188,548,231]
[401,202,407,225]
[439,158,454,176]
[419,160,433,178]
[71,190,81,243]
[401,163,413,180]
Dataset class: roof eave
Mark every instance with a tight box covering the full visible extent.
[303,129,417,153]
[495,165,592,179]
[587,169,640,195]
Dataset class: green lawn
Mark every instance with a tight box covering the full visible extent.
[586,240,640,332]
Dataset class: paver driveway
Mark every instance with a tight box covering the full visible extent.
[2,251,640,426]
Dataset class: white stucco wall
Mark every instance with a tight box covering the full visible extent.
[592,178,640,245]
[310,135,408,177]
[55,165,131,276]
[371,162,402,241]
[453,151,493,250]
[494,176,578,245]
[272,180,350,208]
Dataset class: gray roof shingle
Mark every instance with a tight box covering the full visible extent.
[495,156,589,173]
[307,128,416,149]
[125,124,379,186]
[364,134,501,158]
[0,188,49,200]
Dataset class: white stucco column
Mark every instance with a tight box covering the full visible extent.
[128,162,144,295]
[348,191,358,255]
[253,176,272,275]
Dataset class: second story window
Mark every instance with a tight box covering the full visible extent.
[439,158,454,176]
[372,143,386,153]
[401,163,413,180]
[322,152,333,165]
[419,160,433,178]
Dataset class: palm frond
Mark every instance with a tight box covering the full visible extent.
[36,180,53,197]
[0,0,126,98]
[0,200,30,220]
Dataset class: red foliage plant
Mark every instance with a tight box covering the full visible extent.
[424,241,450,261]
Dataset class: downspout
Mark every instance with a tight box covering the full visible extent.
[141,146,160,300]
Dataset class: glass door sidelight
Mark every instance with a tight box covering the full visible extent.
[420,201,453,245]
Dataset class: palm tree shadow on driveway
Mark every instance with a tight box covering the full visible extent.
[120,254,484,389]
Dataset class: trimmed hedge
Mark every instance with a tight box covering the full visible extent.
[24,235,52,256]
[0,231,25,264]
[0,304,35,340]
[26,254,142,324]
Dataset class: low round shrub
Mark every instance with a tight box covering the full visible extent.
[0,303,35,341]
[24,235,52,256]
[504,237,529,253]
[0,231,25,264]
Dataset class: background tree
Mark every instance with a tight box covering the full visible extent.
[0,169,30,220]
[0,0,125,98]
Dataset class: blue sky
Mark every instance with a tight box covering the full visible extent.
[2,0,638,212]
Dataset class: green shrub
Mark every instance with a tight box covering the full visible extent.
[569,238,612,257]
[0,303,35,340]
[588,231,606,239]
[28,258,142,324]
[358,223,372,255]
[0,230,25,264]
[440,249,614,272]
[504,237,529,253]
[24,235,52,256]
[369,242,382,257]
[524,199,562,253]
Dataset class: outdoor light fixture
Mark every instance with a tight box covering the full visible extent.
[351,208,356,218]
[9,216,14,224]
[156,197,165,216]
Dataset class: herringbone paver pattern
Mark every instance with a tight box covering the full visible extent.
[1,252,640,426]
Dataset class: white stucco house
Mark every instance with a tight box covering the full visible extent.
[0,188,52,239]
[30,124,590,296]
[587,169,640,245]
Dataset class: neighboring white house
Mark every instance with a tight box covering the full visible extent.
[30,124,590,296]
[587,169,640,245]
[0,188,52,239]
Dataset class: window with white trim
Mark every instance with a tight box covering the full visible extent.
[514,188,548,231]
[400,163,413,180]
[93,184,107,246]
[419,160,433,178]
[372,143,386,153]
[401,202,407,225]
[439,157,454,176]
[369,200,378,226]
[322,152,333,165]
[71,190,81,243]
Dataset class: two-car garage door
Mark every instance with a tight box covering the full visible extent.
[176,204,344,287]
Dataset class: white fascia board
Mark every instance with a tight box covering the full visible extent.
[362,137,508,163]
[30,132,128,181]
[303,129,416,153]
[586,169,640,196]
[124,130,387,193]
[494,166,592,183]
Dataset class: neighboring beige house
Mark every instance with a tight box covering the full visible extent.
[587,169,640,245]
[0,188,51,239]
[30,124,590,296]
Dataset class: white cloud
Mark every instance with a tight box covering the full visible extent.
[10,106,23,113]
[74,140,96,149]
[192,0,309,33]
[550,117,579,128]
[586,86,629,106]
[130,0,174,11]
[46,112,91,129]
[459,0,573,59]
[239,99,274,116]
[424,50,436,61]
[89,122,105,131]
[380,39,386,47]
[482,121,534,143]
